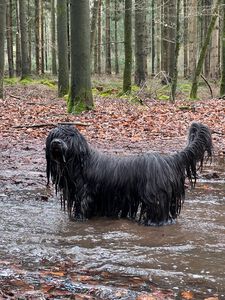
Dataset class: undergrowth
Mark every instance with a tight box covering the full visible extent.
[4,74,218,103]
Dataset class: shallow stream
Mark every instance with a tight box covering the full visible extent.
[0,159,224,299]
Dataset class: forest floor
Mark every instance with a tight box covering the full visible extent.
[0,78,225,300]
[1,77,225,155]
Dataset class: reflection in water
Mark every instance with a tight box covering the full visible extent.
[0,179,225,298]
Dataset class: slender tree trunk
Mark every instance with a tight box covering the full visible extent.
[220,0,225,96]
[156,0,160,73]
[0,0,6,98]
[51,0,57,75]
[68,0,93,113]
[151,0,155,76]
[114,0,119,74]
[168,0,176,78]
[97,0,102,74]
[15,0,21,76]
[44,18,48,71]
[188,0,197,78]
[210,16,219,79]
[105,0,111,74]
[190,0,221,99]
[161,0,169,75]
[35,0,41,74]
[6,0,14,77]
[170,0,181,102]
[41,0,44,74]
[94,34,98,73]
[183,0,188,78]
[19,0,31,79]
[134,0,147,86]
[203,0,212,78]
[57,0,69,96]
[90,0,99,55]
[123,0,132,93]
[28,0,32,72]
[218,6,221,76]
[67,0,70,70]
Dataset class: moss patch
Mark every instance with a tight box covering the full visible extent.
[39,79,57,89]
[4,77,19,85]
[178,83,191,93]
[158,94,170,101]
[20,77,34,85]
[131,85,140,92]
[67,90,93,114]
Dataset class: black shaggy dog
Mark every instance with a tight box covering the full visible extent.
[46,123,212,226]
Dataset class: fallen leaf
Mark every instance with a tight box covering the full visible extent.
[181,290,194,300]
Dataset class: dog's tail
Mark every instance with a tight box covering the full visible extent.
[179,122,213,185]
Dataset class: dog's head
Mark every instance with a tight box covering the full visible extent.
[50,138,68,164]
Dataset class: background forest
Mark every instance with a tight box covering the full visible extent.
[0,0,225,110]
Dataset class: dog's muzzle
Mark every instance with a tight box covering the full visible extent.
[50,139,68,164]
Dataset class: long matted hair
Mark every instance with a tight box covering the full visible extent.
[46,122,212,225]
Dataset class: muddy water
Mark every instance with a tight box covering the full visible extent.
[0,165,225,298]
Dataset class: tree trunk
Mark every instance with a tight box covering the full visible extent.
[68,0,93,113]
[220,0,225,96]
[41,0,44,74]
[28,0,32,72]
[6,0,14,78]
[90,0,99,55]
[168,0,176,78]
[57,0,69,96]
[97,0,102,74]
[210,16,219,79]
[151,0,155,76]
[19,0,31,79]
[188,0,197,78]
[0,0,6,99]
[114,0,119,74]
[35,0,42,74]
[190,0,221,99]
[123,0,132,93]
[51,0,57,75]
[105,0,111,74]
[161,0,169,75]
[94,34,98,73]
[134,0,147,86]
[67,0,70,70]
[156,0,161,73]
[170,0,181,102]
[44,18,48,71]
[183,0,188,78]
[15,0,21,76]
[203,0,212,78]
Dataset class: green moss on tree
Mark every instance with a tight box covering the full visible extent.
[68,89,93,113]
[69,1,93,113]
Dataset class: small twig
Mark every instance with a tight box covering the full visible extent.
[13,121,90,129]
[154,70,171,84]
[211,130,224,135]
[26,97,59,105]
[200,74,213,98]
[58,121,90,126]
[7,93,22,100]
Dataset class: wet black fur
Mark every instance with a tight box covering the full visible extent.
[46,122,212,225]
